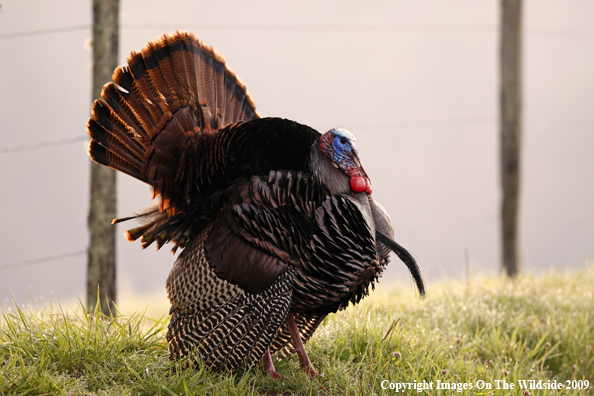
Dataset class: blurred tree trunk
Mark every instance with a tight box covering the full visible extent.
[500,0,522,277]
[87,0,119,315]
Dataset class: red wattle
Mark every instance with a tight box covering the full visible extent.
[365,179,373,195]
[350,176,368,193]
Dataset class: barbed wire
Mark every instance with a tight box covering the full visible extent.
[123,22,497,34]
[0,250,86,272]
[0,240,161,272]
[1,22,594,41]
[0,24,91,40]
[0,136,88,155]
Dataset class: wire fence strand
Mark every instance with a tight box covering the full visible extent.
[1,22,594,40]
[0,136,88,155]
[0,250,87,272]
[0,24,91,40]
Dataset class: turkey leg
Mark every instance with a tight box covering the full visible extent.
[262,349,283,379]
[285,313,319,378]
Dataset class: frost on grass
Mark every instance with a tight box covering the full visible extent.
[1,267,592,395]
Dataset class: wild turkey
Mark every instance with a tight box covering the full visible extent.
[87,30,425,378]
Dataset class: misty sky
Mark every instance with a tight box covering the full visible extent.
[1,0,593,307]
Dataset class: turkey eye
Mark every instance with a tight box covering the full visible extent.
[340,137,348,144]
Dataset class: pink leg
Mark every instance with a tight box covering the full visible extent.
[285,313,319,378]
[262,349,283,379]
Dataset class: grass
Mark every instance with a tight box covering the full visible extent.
[1,266,593,395]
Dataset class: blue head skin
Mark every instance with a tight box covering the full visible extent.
[331,128,359,164]
[319,128,373,194]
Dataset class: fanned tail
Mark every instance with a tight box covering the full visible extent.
[87,31,259,249]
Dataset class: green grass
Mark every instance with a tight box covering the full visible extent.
[1,267,593,395]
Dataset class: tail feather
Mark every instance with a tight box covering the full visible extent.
[212,57,226,127]
[143,37,185,111]
[86,134,142,182]
[90,101,145,162]
[100,83,149,144]
[127,53,169,123]
[229,81,248,127]
[112,65,161,134]
[222,73,238,126]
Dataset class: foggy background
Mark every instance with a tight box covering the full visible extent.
[1,1,593,308]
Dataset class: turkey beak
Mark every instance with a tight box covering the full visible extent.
[345,149,361,168]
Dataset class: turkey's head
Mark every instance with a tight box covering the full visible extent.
[318,128,373,195]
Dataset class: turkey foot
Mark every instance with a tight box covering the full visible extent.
[263,349,283,379]
[285,313,320,378]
